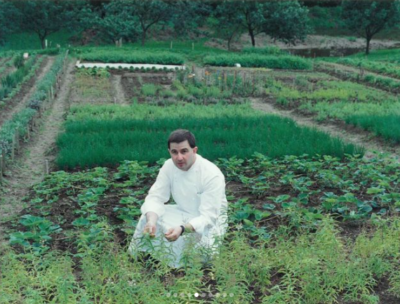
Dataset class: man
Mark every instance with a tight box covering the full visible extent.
[128,129,228,268]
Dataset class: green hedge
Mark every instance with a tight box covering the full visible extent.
[80,50,184,65]
[203,54,312,70]
[242,46,287,56]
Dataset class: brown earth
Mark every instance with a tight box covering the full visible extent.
[206,33,400,53]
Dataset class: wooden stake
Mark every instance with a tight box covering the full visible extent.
[233,70,237,91]
[1,150,5,170]
[26,124,30,140]
[0,154,3,183]
[15,129,19,154]
[224,73,227,91]
[44,159,49,175]
[11,136,15,161]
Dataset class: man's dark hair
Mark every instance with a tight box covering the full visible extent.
[168,129,196,149]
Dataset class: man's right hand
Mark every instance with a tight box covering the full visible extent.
[143,222,157,238]
[143,212,159,237]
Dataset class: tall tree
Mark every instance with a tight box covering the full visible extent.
[0,0,20,45]
[170,0,212,39]
[130,0,173,46]
[238,1,266,47]
[261,1,310,45]
[214,0,309,48]
[16,0,78,49]
[87,0,139,46]
[211,0,243,50]
[342,0,400,55]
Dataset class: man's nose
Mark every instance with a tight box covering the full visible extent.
[177,153,183,160]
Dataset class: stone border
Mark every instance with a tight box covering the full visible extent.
[76,61,186,70]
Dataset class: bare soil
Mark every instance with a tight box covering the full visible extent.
[111,74,128,105]
[206,33,400,53]
[68,69,114,104]
[119,71,175,101]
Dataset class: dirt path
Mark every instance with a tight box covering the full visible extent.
[111,74,128,105]
[0,59,76,243]
[0,57,55,127]
[251,99,400,160]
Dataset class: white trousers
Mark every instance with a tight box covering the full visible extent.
[128,205,227,268]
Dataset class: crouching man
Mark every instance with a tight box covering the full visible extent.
[128,129,228,268]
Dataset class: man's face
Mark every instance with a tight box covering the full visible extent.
[169,140,198,171]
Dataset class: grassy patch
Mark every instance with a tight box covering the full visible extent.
[55,104,362,169]
[345,115,400,143]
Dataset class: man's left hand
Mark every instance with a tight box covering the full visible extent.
[164,226,183,242]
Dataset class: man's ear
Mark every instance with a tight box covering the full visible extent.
[193,146,198,154]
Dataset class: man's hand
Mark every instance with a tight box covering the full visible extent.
[143,222,157,238]
[143,212,158,238]
[164,226,183,242]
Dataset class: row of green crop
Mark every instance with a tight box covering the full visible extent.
[56,103,362,169]
[264,71,400,143]
[345,115,400,144]
[0,55,19,79]
[75,46,309,69]
[337,58,400,79]
[80,50,184,65]
[300,100,400,121]
[317,62,400,92]
[0,55,39,101]
[242,46,288,56]
[267,77,395,105]
[0,54,68,157]
[203,54,313,70]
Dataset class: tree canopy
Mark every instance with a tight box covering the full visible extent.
[342,0,400,55]
[15,0,79,49]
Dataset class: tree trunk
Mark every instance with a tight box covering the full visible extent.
[40,36,46,49]
[365,37,371,55]
[249,27,256,46]
[141,30,146,46]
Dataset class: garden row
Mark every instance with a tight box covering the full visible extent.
[337,57,400,79]
[77,47,313,70]
[316,61,400,93]
[0,54,19,77]
[125,68,271,105]
[0,54,42,102]
[265,71,400,143]
[0,52,69,184]
[56,103,362,169]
